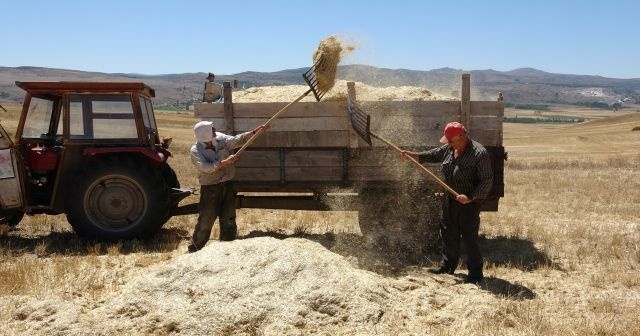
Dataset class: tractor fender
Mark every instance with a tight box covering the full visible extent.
[83,147,168,164]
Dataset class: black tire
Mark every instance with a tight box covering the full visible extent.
[65,156,170,241]
[162,163,180,190]
[160,163,180,224]
[357,183,441,260]
[0,209,24,227]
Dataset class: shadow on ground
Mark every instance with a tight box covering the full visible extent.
[480,276,536,300]
[242,230,429,277]
[479,234,562,271]
[244,230,538,300]
[242,230,559,277]
[0,227,188,256]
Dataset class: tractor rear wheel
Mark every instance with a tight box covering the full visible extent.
[65,156,170,241]
[0,209,24,227]
[161,163,180,224]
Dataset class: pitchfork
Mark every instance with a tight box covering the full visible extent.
[233,57,329,157]
[347,94,460,197]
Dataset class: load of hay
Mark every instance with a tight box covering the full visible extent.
[312,36,356,93]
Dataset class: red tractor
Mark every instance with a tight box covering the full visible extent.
[0,82,190,241]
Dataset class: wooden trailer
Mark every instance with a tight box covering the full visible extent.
[194,75,505,247]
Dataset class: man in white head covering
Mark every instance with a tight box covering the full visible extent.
[188,121,267,252]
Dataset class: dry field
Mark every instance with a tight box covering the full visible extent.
[1,94,639,335]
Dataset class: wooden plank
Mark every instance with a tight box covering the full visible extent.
[471,101,504,117]
[235,167,343,182]
[461,74,471,127]
[203,117,349,132]
[348,165,433,182]
[469,129,501,146]
[235,167,280,181]
[359,101,460,117]
[369,115,451,132]
[363,129,445,147]
[195,100,468,119]
[236,150,279,167]
[347,82,357,101]
[195,100,503,120]
[286,150,343,167]
[236,149,345,167]
[469,115,502,130]
[235,181,346,193]
[195,101,348,118]
[358,127,500,147]
[237,195,322,211]
[285,167,343,181]
[222,82,234,134]
[245,131,350,147]
[349,150,441,170]
[349,129,359,149]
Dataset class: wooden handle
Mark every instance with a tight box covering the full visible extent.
[371,133,460,197]
[234,89,312,157]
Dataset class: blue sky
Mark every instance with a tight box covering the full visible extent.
[2,0,639,78]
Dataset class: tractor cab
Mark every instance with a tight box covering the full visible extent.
[1,82,184,240]
[14,82,167,210]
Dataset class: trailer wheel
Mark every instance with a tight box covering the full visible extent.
[0,209,24,227]
[357,183,441,261]
[65,156,170,241]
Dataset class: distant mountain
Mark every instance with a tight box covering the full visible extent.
[1,65,639,107]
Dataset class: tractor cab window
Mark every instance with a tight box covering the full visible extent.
[139,96,158,145]
[139,96,157,131]
[22,97,55,139]
[69,94,138,140]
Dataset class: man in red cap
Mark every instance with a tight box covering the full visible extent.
[401,121,493,284]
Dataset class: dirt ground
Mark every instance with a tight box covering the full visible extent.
[1,90,639,335]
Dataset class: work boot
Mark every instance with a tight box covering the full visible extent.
[187,243,200,253]
[428,265,455,274]
[219,225,237,241]
[463,274,484,284]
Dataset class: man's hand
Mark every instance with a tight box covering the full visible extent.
[400,150,419,161]
[218,154,239,169]
[253,124,268,136]
[456,194,472,204]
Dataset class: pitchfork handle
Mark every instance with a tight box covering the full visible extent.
[371,133,460,198]
[234,89,312,157]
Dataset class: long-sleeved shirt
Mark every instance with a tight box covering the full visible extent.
[418,138,493,200]
[190,131,253,185]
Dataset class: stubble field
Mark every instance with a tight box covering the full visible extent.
[0,94,639,335]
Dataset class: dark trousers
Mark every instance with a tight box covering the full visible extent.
[440,198,483,276]
[188,181,237,251]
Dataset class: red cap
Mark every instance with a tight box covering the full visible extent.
[439,122,467,143]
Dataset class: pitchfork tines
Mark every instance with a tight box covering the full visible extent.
[345,86,460,197]
[347,94,372,145]
[302,57,328,102]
